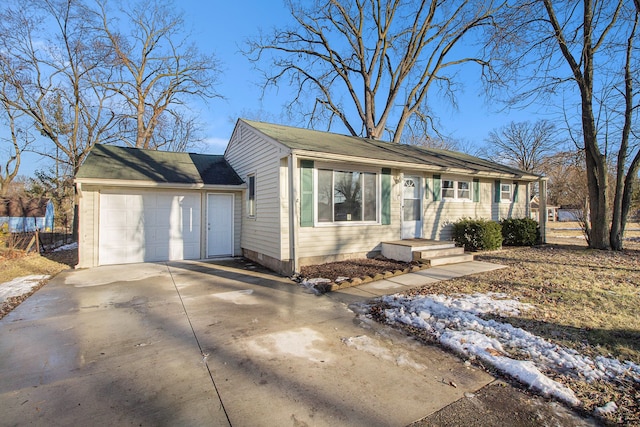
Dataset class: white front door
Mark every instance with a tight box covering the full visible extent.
[401,176,422,239]
[207,193,234,257]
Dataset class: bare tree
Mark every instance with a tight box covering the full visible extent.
[93,0,222,150]
[245,0,502,142]
[488,0,640,250]
[0,98,31,197]
[0,0,123,239]
[0,0,222,239]
[483,120,560,173]
[0,0,119,175]
[545,151,589,208]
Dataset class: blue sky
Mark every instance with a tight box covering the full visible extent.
[177,0,543,152]
[18,0,547,177]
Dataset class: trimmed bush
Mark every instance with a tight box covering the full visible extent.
[452,218,502,251]
[501,217,540,246]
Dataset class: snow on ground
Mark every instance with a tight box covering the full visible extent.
[377,292,640,408]
[299,277,331,295]
[53,242,78,252]
[0,275,50,303]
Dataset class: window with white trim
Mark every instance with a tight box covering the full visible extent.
[441,178,472,200]
[247,174,256,217]
[500,183,512,202]
[442,180,455,199]
[457,181,471,200]
[317,169,378,223]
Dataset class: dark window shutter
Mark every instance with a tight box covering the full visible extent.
[513,182,519,202]
[473,178,480,202]
[300,160,314,227]
[381,168,391,225]
[494,180,501,203]
[433,175,441,201]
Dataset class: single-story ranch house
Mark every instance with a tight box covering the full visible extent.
[75,119,545,274]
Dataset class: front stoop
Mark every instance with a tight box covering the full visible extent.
[423,252,475,266]
[381,239,474,266]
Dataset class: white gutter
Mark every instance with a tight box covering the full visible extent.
[288,152,298,274]
[74,178,247,191]
[539,177,549,244]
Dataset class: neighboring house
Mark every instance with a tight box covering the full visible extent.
[75,119,542,273]
[0,198,54,232]
[530,195,558,222]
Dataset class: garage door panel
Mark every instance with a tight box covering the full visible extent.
[99,191,201,265]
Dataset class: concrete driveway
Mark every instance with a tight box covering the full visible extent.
[0,259,495,426]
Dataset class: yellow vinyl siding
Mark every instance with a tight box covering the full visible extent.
[77,186,99,268]
[225,123,288,261]
[232,191,243,256]
[424,178,529,240]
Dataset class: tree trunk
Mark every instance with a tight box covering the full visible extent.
[584,145,610,249]
[581,104,610,249]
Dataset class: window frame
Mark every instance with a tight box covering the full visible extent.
[500,182,512,202]
[247,173,256,217]
[441,179,455,199]
[440,177,472,201]
[315,167,380,225]
[457,180,472,200]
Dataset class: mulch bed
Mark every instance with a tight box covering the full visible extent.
[298,257,427,292]
[299,258,421,282]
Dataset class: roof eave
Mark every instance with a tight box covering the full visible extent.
[291,149,541,181]
[75,178,246,190]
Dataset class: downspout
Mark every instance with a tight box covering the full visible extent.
[539,177,548,244]
[288,152,298,274]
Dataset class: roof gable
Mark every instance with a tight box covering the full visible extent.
[240,119,540,180]
[76,144,244,186]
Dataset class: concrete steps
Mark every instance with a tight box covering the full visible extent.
[381,239,474,267]
[413,246,465,259]
[425,253,475,266]
[415,245,474,266]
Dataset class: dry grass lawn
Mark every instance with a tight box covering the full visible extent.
[0,249,71,284]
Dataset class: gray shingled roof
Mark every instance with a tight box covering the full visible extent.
[241,119,540,180]
[76,144,244,186]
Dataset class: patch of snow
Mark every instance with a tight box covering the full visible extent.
[594,401,618,416]
[53,242,78,252]
[379,292,640,408]
[300,277,332,295]
[304,278,331,285]
[0,275,50,302]
[440,330,579,406]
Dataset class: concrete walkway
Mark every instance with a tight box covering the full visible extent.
[0,259,501,426]
[330,261,504,304]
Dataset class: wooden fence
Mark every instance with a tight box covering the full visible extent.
[3,231,74,252]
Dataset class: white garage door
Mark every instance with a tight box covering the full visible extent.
[99,191,201,265]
